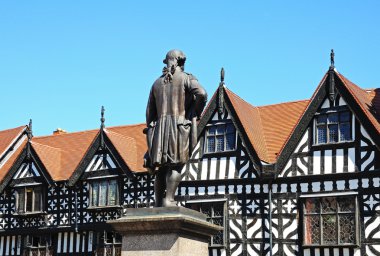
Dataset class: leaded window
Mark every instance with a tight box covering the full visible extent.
[303,196,358,246]
[24,235,52,256]
[205,123,236,153]
[315,111,352,144]
[16,186,43,213]
[186,202,225,247]
[90,179,119,207]
[95,231,122,256]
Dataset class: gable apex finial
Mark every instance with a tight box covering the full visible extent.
[100,106,105,129]
[218,68,225,115]
[27,119,33,140]
[330,49,335,69]
[220,67,225,84]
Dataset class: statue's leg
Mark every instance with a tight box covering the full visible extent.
[154,168,166,207]
[163,165,182,207]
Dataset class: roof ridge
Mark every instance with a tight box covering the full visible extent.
[224,87,258,109]
[107,123,145,129]
[34,128,99,139]
[257,99,309,108]
[105,129,136,141]
[0,125,27,134]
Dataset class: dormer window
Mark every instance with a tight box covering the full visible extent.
[16,186,44,213]
[315,111,352,144]
[90,179,119,207]
[205,123,236,153]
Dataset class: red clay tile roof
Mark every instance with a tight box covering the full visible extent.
[0,126,26,158]
[32,130,99,181]
[0,139,27,183]
[258,100,309,163]
[337,73,380,134]
[0,71,378,179]
[225,88,309,163]
[107,124,147,172]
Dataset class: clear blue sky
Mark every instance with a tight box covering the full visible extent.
[1,1,379,136]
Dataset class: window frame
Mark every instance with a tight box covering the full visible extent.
[89,178,120,208]
[96,231,122,256]
[314,109,352,145]
[16,185,44,214]
[301,193,360,248]
[204,122,237,154]
[185,200,226,248]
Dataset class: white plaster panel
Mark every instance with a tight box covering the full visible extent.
[348,148,355,172]
[324,150,332,174]
[313,151,321,175]
[336,149,344,173]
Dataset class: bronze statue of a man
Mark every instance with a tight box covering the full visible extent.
[145,50,207,207]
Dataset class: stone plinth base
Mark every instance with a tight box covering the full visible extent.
[107,207,222,256]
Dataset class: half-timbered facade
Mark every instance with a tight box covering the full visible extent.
[0,57,379,256]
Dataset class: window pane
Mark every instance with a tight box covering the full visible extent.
[26,188,33,212]
[34,187,41,212]
[208,126,216,135]
[216,135,224,152]
[216,125,225,135]
[226,132,235,151]
[322,215,337,245]
[317,126,327,144]
[338,197,355,212]
[106,232,113,244]
[99,181,108,206]
[340,112,350,122]
[115,233,122,243]
[340,123,351,141]
[226,124,235,133]
[92,182,99,206]
[108,180,118,206]
[207,137,215,153]
[18,189,25,212]
[339,214,356,244]
[304,215,320,244]
[321,197,337,213]
[329,124,339,142]
[317,115,327,124]
[305,198,320,213]
[328,113,338,123]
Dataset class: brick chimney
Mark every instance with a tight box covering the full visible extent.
[53,128,67,135]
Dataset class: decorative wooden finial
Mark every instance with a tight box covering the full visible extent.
[27,119,33,140]
[218,68,225,115]
[330,49,335,69]
[100,106,105,129]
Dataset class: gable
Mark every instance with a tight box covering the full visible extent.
[13,161,40,179]
[181,106,259,181]
[0,143,54,193]
[278,84,379,177]
[85,152,117,172]
[68,130,134,186]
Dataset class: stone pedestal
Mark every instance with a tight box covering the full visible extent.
[107,207,222,256]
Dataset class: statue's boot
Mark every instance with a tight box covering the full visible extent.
[154,170,166,207]
[163,167,181,207]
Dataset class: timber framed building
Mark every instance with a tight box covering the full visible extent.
[0,57,379,256]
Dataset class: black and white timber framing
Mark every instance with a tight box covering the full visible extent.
[0,68,379,256]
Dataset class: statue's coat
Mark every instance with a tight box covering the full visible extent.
[146,70,207,167]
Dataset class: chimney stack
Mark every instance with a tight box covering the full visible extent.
[53,128,67,135]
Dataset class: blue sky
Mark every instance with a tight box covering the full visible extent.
[1,1,379,136]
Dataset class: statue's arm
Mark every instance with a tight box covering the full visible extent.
[188,76,208,118]
[146,87,157,126]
